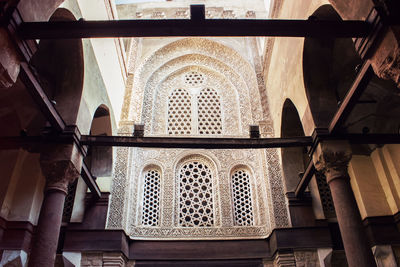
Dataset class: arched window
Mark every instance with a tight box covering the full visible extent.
[168,88,191,135]
[197,88,222,135]
[179,161,214,227]
[141,169,161,226]
[231,168,254,226]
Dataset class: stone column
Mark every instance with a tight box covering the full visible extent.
[28,144,83,267]
[313,141,376,267]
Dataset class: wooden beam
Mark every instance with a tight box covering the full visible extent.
[18,19,371,39]
[295,160,315,198]
[336,134,400,144]
[81,162,101,199]
[19,63,65,132]
[2,134,398,150]
[80,135,313,149]
[328,62,374,133]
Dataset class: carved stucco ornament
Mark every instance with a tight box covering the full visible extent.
[377,47,400,88]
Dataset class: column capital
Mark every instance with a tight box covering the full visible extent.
[313,140,352,183]
[40,144,83,194]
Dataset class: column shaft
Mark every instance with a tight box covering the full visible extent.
[328,175,376,267]
[28,189,67,267]
[313,141,376,267]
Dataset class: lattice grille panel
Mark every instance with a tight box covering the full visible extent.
[168,88,192,135]
[142,169,161,226]
[315,171,336,218]
[197,88,222,135]
[62,179,78,223]
[184,71,204,86]
[232,169,254,226]
[179,161,214,227]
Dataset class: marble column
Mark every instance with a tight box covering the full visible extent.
[28,144,82,267]
[313,141,376,267]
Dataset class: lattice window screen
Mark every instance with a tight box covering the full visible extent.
[179,161,214,227]
[184,71,204,86]
[168,88,192,135]
[142,169,161,226]
[316,171,336,218]
[62,179,78,223]
[197,88,222,135]
[232,169,254,226]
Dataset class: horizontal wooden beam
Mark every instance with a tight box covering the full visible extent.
[18,19,371,39]
[338,134,400,144]
[1,134,399,150]
[80,135,313,149]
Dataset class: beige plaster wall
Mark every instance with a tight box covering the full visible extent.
[349,155,392,219]
[264,0,330,137]
[348,145,400,219]
[59,0,121,134]
[0,150,45,224]
[371,145,400,215]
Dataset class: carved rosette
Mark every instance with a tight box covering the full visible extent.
[313,141,352,184]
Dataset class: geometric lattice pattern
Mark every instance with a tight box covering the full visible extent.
[168,88,192,135]
[315,171,336,219]
[179,161,214,227]
[197,88,222,135]
[62,179,78,223]
[184,71,204,86]
[142,169,161,226]
[232,169,254,226]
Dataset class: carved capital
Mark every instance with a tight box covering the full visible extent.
[40,144,83,193]
[376,46,400,88]
[313,141,352,184]
[40,160,80,194]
